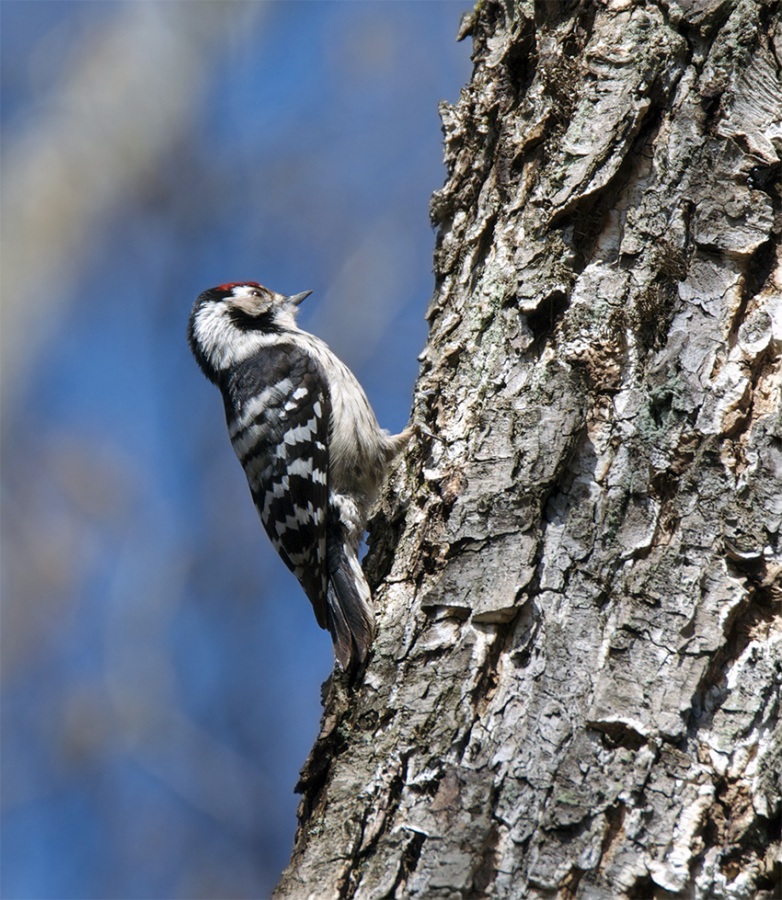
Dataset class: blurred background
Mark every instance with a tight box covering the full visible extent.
[0,3,469,897]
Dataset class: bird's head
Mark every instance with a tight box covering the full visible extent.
[188,282,312,382]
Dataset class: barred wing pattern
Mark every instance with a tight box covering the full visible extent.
[224,344,330,628]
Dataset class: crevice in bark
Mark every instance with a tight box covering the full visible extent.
[632,235,690,354]
[355,753,411,864]
[590,720,648,753]
[562,103,669,274]
[759,0,782,40]
[469,627,505,710]
[508,597,543,669]
[744,236,778,305]
[626,873,658,898]
[687,564,779,734]
[473,817,501,896]
[503,17,537,102]
[655,0,735,43]
[365,505,411,590]
[720,243,778,358]
[697,779,782,894]
[526,287,571,356]
[558,3,597,56]
[540,60,580,139]
[471,211,500,288]
[701,92,724,131]
[560,865,586,900]
[598,801,627,870]
[383,830,426,900]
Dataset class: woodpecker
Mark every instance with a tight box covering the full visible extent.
[188,282,412,668]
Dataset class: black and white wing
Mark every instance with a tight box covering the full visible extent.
[224,344,331,628]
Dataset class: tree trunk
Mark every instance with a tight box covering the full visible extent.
[275,2,782,897]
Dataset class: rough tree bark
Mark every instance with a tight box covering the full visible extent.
[275,1,781,897]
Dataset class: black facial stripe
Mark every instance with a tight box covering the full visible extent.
[228,307,282,333]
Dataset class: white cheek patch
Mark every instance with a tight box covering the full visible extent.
[193,304,231,366]
[193,302,283,371]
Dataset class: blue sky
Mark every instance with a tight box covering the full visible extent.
[1,2,470,897]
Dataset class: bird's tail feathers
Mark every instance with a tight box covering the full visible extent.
[326,544,374,670]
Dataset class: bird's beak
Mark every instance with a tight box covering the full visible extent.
[288,290,312,307]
